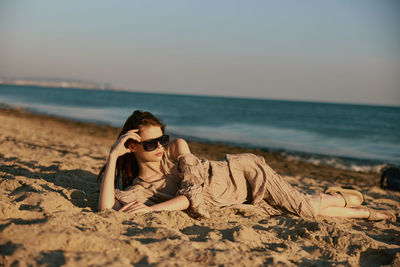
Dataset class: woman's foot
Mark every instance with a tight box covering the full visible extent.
[324,187,364,208]
[367,208,396,222]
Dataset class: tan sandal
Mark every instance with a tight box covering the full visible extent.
[367,208,396,222]
[324,186,364,208]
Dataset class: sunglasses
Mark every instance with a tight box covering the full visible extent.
[140,134,169,151]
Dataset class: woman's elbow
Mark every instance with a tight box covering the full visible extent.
[98,203,109,212]
[178,194,190,209]
[98,200,118,212]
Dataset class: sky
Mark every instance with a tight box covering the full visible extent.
[0,0,399,106]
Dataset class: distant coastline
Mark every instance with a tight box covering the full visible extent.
[0,79,120,91]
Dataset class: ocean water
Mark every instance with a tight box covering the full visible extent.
[1,84,399,171]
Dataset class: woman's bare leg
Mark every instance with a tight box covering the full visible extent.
[310,193,395,220]
[319,206,369,218]
[318,193,346,210]
[310,192,364,211]
[318,206,395,221]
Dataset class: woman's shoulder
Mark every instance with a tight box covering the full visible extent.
[167,138,191,162]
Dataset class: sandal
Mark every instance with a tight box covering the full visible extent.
[367,208,396,222]
[324,186,364,208]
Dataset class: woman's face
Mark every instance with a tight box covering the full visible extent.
[130,125,164,162]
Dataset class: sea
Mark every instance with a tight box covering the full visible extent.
[1,84,399,173]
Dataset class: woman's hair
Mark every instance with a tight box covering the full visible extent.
[97,110,166,188]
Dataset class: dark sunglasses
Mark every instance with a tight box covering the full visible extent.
[140,135,169,151]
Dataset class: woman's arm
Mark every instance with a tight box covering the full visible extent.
[98,129,142,211]
[159,138,192,209]
[119,195,190,213]
[98,154,120,211]
[151,195,190,211]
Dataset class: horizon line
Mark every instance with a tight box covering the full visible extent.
[1,81,399,108]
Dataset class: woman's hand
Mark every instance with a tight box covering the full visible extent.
[109,129,142,158]
[119,201,154,214]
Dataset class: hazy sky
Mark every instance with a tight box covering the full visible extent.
[1,0,399,106]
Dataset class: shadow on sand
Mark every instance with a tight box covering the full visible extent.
[0,153,100,211]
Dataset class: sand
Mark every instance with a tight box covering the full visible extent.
[0,107,399,266]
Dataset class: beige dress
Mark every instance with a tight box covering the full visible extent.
[115,149,319,219]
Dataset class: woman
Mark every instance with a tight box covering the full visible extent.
[98,110,396,221]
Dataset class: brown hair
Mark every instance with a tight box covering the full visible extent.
[97,110,166,188]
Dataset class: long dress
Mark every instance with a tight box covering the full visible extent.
[114,149,320,219]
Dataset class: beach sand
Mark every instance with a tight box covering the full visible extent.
[0,107,399,266]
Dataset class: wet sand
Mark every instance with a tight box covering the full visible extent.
[0,107,399,266]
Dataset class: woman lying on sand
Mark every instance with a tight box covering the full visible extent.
[98,110,395,221]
